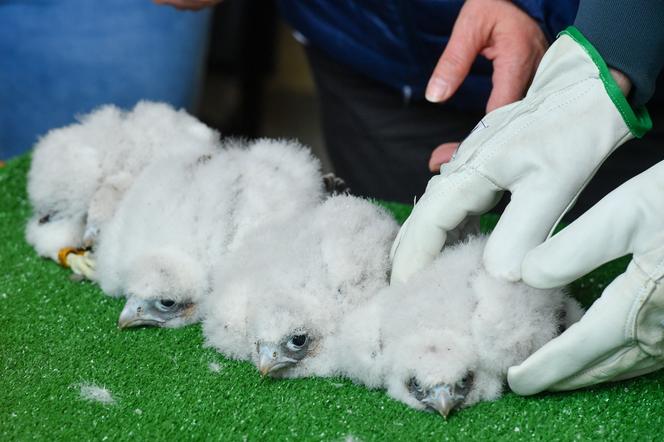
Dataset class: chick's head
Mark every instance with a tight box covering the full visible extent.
[251,293,328,378]
[384,331,477,419]
[118,247,206,329]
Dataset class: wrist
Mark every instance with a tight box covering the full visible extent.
[609,69,632,97]
[559,26,651,138]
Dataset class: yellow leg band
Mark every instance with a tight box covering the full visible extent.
[57,247,85,268]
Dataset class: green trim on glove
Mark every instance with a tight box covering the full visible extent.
[560,26,652,138]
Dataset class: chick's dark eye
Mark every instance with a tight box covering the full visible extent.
[159,299,176,308]
[39,214,52,224]
[291,334,307,347]
[408,378,422,391]
[459,372,475,388]
[407,378,426,400]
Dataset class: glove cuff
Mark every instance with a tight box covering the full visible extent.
[559,26,652,138]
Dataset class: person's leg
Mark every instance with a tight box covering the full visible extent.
[307,45,664,219]
[305,46,482,204]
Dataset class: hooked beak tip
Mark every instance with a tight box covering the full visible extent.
[257,344,288,377]
[437,407,451,419]
[258,357,278,377]
[423,400,453,419]
[421,386,459,419]
[117,316,165,329]
[117,311,136,329]
[117,297,166,329]
[117,308,141,329]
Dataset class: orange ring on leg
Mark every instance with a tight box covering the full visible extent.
[57,247,85,267]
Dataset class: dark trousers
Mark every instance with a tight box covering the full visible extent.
[306,46,664,220]
[306,46,482,204]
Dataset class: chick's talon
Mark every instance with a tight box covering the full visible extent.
[69,254,96,279]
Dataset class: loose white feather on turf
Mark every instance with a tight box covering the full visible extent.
[77,383,116,405]
[25,101,219,262]
[201,195,399,370]
[95,138,327,328]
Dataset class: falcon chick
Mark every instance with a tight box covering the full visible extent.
[202,195,399,375]
[26,101,218,276]
[94,139,329,329]
[327,235,583,418]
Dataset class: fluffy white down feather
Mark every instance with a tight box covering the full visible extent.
[94,139,326,317]
[326,235,583,411]
[203,199,581,413]
[26,101,218,260]
[202,195,399,366]
[78,383,115,405]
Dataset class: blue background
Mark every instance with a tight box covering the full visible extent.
[0,0,212,159]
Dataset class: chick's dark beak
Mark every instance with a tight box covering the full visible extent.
[257,343,297,377]
[410,374,473,419]
[421,384,463,418]
[117,296,166,329]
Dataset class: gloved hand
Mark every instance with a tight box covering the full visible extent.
[508,160,664,394]
[390,27,651,284]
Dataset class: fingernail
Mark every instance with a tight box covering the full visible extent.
[426,77,449,102]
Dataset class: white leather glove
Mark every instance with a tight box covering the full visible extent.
[390,27,651,284]
[508,161,664,394]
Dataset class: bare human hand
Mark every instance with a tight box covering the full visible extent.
[153,0,222,11]
[428,142,460,172]
[426,0,548,113]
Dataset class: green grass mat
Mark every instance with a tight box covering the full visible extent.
[2,155,662,440]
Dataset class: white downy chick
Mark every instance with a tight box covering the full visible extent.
[83,101,219,246]
[95,139,328,329]
[26,101,218,272]
[326,235,583,418]
[26,105,121,261]
[202,195,399,375]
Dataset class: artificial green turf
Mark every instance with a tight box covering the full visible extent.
[2,154,663,441]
